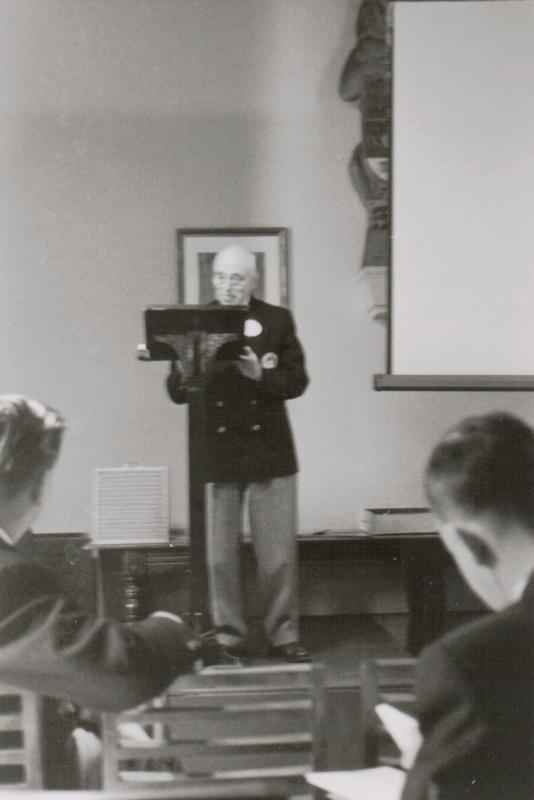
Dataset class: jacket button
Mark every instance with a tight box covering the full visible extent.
[250,399,257,406]
[251,424,261,431]
[216,426,227,434]
[216,400,224,407]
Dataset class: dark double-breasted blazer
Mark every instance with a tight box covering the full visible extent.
[0,535,196,712]
[167,296,309,483]
[402,572,534,800]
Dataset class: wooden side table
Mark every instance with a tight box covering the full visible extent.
[85,533,190,623]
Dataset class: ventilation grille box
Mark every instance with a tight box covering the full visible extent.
[92,466,169,544]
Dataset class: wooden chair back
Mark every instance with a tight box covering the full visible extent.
[0,683,43,789]
[101,663,326,796]
[360,657,416,768]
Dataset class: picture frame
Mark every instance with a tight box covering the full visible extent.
[177,227,290,307]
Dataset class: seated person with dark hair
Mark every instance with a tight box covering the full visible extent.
[402,412,534,800]
[0,393,212,788]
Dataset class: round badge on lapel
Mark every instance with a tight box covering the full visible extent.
[244,319,263,337]
[261,352,278,369]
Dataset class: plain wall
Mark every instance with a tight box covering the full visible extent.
[2,0,534,534]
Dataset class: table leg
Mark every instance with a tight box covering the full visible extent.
[402,541,448,654]
[123,550,147,623]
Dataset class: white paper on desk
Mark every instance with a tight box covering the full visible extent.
[306,766,406,800]
[375,703,423,769]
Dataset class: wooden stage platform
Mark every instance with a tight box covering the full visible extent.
[172,613,409,770]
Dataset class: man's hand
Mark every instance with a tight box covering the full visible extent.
[167,359,187,391]
[166,359,189,404]
[237,346,262,381]
[169,360,184,381]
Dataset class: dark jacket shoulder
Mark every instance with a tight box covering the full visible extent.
[403,576,534,800]
[0,539,196,711]
[428,577,534,682]
[248,296,291,318]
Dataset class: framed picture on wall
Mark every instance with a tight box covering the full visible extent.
[177,227,290,307]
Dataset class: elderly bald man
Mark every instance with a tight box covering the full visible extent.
[167,245,310,663]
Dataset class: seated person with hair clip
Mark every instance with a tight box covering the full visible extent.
[0,394,211,785]
[400,412,534,800]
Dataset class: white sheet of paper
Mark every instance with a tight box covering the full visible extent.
[306,766,406,800]
[375,702,422,769]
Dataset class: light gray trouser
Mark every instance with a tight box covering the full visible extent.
[205,475,298,648]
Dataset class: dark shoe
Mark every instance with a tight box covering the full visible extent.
[200,640,243,668]
[270,642,311,663]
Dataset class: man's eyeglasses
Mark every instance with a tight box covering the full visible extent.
[213,272,246,286]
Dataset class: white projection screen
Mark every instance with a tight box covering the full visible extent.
[391,0,534,378]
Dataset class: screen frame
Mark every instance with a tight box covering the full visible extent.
[376,0,534,391]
